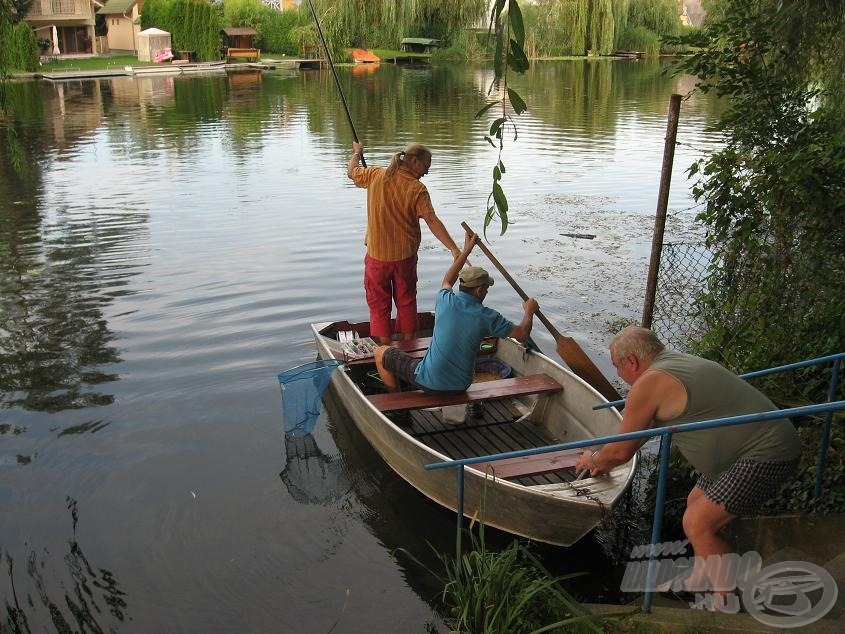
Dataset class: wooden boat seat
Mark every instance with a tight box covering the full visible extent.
[366,373,562,412]
[469,448,581,480]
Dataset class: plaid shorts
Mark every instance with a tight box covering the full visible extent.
[381,347,421,388]
[697,458,799,518]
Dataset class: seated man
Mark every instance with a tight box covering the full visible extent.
[374,229,539,393]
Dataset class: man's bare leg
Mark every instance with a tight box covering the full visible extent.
[374,345,399,392]
[682,485,738,606]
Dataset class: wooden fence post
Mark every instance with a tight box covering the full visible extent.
[642,93,682,328]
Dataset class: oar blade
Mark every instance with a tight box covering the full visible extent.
[554,335,621,402]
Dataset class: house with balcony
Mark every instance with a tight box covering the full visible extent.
[25,0,104,55]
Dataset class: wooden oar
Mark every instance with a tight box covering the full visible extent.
[461,221,622,402]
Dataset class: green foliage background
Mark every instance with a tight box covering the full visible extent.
[671,0,844,403]
[221,0,315,56]
[531,0,681,56]
[141,0,222,61]
[664,0,845,513]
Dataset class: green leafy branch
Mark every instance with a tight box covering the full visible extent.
[476,0,529,236]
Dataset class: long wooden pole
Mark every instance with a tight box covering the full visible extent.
[305,0,366,167]
[642,93,682,327]
[462,222,622,402]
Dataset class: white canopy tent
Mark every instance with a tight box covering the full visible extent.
[137,28,171,62]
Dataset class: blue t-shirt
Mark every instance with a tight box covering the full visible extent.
[414,288,514,392]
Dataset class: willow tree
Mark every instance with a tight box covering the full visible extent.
[587,0,614,54]
[625,0,680,36]
[612,0,630,43]
[535,0,588,56]
[418,0,489,42]
[313,0,486,50]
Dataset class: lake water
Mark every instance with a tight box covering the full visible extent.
[0,60,721,632]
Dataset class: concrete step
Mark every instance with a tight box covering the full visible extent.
[586,513,845,631]
[588,600,844,633]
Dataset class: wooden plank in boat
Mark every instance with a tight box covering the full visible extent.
[367,374,562,412]
[391,337,431,351]
[410,406,573,485]
[470,449,581,479]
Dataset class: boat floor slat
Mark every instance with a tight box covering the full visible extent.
[408,400,575,485]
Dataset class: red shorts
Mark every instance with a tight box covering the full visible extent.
[364,254,418,338]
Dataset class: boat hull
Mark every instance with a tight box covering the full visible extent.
[312,319,636,547]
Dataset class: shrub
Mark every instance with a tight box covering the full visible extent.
[615,25,660,56]
[0,23,39,75]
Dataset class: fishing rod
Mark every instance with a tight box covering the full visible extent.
[306,0,366,167]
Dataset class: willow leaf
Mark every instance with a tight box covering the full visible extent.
[494,26,504,77]
[509,39,530,73]
[493,182,508,213]
[475,101,499,119]
[509,0,525,45]
[489,117,506,137]
[507,89,527,115]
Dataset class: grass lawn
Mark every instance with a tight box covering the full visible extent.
[38,55,156,72]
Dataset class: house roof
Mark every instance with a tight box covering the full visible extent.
[139,28,170,36]
[97,0,137,14]
[222,27,258,36]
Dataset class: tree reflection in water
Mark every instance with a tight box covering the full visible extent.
[2,497,128,632]
[0,81,146,419]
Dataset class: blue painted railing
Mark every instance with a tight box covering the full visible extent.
[424,352,844,613]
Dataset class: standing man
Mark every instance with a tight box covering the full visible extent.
[575,326,800,596]
[348,141,461,344]
[375,230,539,393]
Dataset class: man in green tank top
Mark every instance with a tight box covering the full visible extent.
[575,326,800,597]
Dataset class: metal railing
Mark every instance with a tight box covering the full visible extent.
[425,351,844,613]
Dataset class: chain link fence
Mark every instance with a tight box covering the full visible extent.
[651,242,712,352]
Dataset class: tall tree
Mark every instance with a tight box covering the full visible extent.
[535,0,589,55]
[313,0,486,50]
[672,0,845,399]
[0,0,35,25]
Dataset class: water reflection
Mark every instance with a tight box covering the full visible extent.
[279,431,349,506]
[2,497,128,632]
[0,204,137,412]
[0,84,138,418]
[320,389,453,615]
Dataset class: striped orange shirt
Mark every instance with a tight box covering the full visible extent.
[351,165,436,261]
